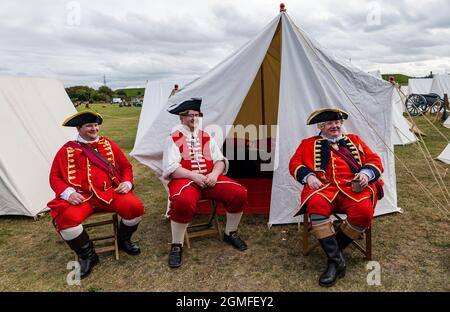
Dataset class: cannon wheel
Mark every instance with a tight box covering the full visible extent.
[429,99,443,114]
[405,94,427,116]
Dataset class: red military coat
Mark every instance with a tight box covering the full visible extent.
[289,134,384,216]
[48,136,133,205]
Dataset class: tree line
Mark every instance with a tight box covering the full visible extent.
[65,85,133,103]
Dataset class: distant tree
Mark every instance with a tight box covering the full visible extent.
[117,90,127,96]
[66,85,96,102]
[92,92,110,102]
[137,91,142,95]
[77,93,89,101]
[98,86,114,97]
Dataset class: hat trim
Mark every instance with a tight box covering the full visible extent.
[62,111,103,126]
[306,108,349,125]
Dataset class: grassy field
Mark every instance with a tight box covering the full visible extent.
[0,104,449,291]
[115,88,145,97]
[382,74,412,85]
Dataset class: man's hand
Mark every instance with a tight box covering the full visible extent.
[205,172,219,188]
[67,192,85,205]
[306,175,324,190]
[354,172,369,188]
[115,182,131,194]
[191,173,207,189]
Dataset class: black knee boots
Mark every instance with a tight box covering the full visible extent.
[318,235,346,287]
[66,230,99,279]
[118,220,141,255]
[335,230,354,251]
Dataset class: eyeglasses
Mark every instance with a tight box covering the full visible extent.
[180,113,203,118]
[323,120,343,126]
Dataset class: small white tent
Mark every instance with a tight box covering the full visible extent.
[400,85,409,97]
[134,78,195,149]
[429,74,450,129]
[444,116,450,129]
[131,9,401,225]
[430,74,450,98]
[437,143,450,165]
[0,76,76,216]
[408,78,433,94]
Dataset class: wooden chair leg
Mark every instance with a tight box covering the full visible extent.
[302,216,309,255]
[302,215,318,256]
[184,229,191,249]
[365,226,372,260]
[301,213,373,260]
[113,214,120,260]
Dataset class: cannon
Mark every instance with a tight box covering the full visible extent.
[405,93,444,116]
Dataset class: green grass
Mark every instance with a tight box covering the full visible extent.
[115,88,145,97]
[382,74,412,85]
[0,105,448,291]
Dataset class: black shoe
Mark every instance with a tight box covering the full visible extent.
[336,230,353,251]
[118,221,141,255]
[223,231,248,251]
[168,244,182,268]
[65,230,99,279]
[318,235,346,287]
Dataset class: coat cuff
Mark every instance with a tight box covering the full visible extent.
[295,165,313,185]
[61,187,76,201]
[123,181,133,190]
[360,164,381,181]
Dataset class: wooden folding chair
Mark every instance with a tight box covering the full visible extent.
[76,211,120,260]
[184,200,222,248]
[301,214,372,260]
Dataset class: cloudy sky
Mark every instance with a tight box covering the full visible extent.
[1,0,449,89]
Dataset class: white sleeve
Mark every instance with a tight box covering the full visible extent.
[209,137,229,175]
[162,137,182,180]
[61,187,76,201]
[123,181,133,190]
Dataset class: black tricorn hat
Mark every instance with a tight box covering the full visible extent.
[168,98,202,115]
[306,108,349,125]
[62,111,103,127]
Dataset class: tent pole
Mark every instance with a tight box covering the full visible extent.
[260,64,266,126]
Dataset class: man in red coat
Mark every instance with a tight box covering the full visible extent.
[48,111,144,278]
[163,98,248,268]
[289,108,384,287]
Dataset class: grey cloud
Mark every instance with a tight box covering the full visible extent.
[0,0,449,88]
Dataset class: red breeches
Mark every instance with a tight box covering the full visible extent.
[168,181,247,224]
[50,192,144,231]
[306,192,374,228]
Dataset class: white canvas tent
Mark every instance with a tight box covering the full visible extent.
[400,85,409,97]
[430,74,450,97]
[131,10,401,225]
[135,78,195,149]
[429,74,450,129]
[0,76,76,216]
[391,87,417,145]
[437,143,450,164]
[408,78,432,94]
[368,70,382,79]
[444,116,450,129]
